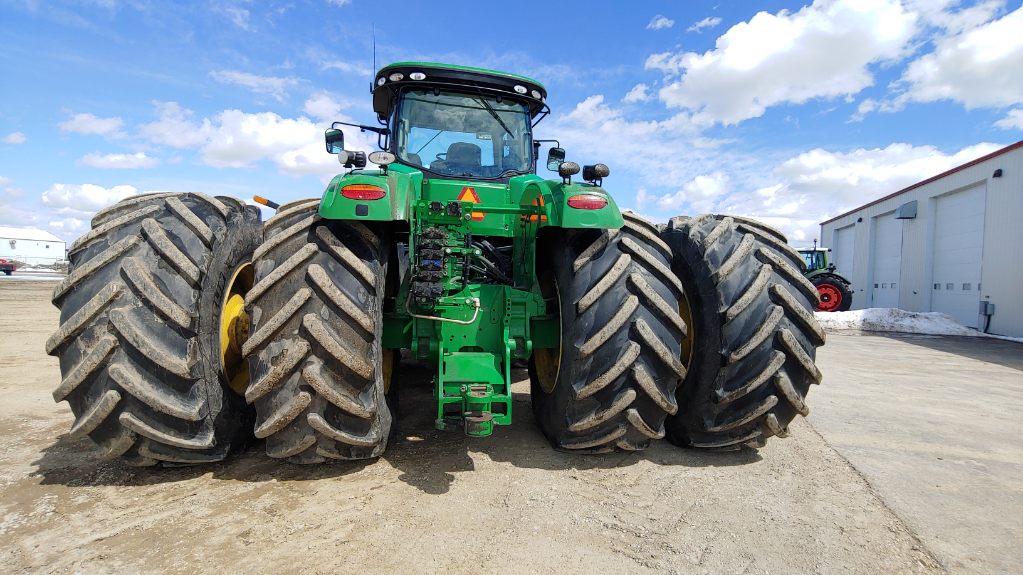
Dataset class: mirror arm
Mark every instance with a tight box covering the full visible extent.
[331,121,389,136]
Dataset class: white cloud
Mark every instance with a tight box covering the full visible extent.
[545,94,714,191]
[138,101,213,148]
[995,109,1023,130]
[218,6,252,31]
[35,183,191,242]
[717,142,1004,242]
[0,176,10,186]
[635,188,655,206]
[326,0,352,6]
[3,132,26,144]
[202,110,322,169]
[319,59,372,77]
[687,16,722,33]
[210,70,299,101]
[655,172,731,212]
[137,100,375,177]
[644,52,686,74]
[41,183,141,218]
[623,83,651,103]
[906,0,1005,34]
[59,113,124,136]
[543,94,726,225]
[647,15,674,30]
[48,217,91,238]
[849,97,902,122]
[653,0,918,125]
[895,6,1023,110]
[303,92,344,121]
[78,151,160,169]
[549,90,1008,244]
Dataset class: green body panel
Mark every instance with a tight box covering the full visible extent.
[319,163,422,221]
[516,179,625,229]
[314,61,621,436]
[319,164,624,231]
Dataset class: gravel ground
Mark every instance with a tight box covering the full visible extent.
[0,281,943,574]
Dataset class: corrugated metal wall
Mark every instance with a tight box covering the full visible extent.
[821,145,1023,338]
[0,237,66,266]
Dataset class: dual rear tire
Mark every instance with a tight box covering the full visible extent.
[242,201,395,463]
[529,212,825,452]
[46,193,260,465]
[661,215,825,449]
[529,213,686,452]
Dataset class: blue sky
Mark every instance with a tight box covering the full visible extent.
[1,0,1021,245]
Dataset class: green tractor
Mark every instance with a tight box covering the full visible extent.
[46,62,824,465]
[799,242,853,312]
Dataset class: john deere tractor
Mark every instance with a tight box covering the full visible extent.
[47,62,824,465]
[799,244,853,312]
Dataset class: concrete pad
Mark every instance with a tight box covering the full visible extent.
[811,332,1023,575]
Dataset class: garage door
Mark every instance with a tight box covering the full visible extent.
[832,225,855,280]
[871,213,902,308]
[932,185,986,328]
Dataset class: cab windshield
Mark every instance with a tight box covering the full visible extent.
[802,251,826,271]
[394,90,533,178]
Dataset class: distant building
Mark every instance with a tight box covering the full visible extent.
[819,140,1023,338]
[0,226,67,266]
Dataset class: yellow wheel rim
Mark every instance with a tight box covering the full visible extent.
[534,271,562,394]
[679,290,694,371]
[220,262,254,395]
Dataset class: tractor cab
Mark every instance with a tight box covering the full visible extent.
[799,248,832,272]
[392,87,533,178]
[373,62,549,180]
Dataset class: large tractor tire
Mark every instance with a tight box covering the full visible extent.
[811,273,853,312]
[529,212,686,452]
[661,214,825,449]
[243,200,394,463]
[46,192,261,465]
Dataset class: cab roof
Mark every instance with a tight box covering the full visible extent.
[372,61,548,120]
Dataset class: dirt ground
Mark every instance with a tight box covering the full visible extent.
[0,280,943,574]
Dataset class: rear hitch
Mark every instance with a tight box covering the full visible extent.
[462,384,495,437]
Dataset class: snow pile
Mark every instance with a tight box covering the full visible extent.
[814,308,981,336]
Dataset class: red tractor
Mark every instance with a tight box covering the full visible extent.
[799,246,852,312]
[0,258,16,276]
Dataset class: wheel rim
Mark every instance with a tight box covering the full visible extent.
[815,284,842,312]
[534,271,562,394]
[220,262,254,394]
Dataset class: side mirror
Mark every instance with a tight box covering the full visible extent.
[546,147,566,171]
[325,128,344,154]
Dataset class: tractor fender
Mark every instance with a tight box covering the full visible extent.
[518,180,624,229]
[318,167,420,222]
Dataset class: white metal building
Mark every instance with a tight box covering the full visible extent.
[819,140,1023,338]
[0,226,67,266]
